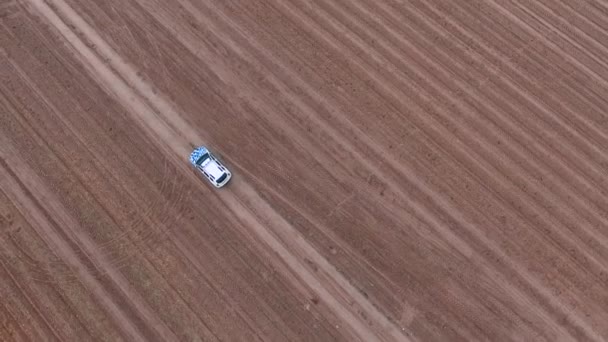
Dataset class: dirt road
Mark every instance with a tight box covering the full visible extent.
[1,0,607,340]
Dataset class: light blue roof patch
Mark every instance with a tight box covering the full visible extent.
[189,146,209,166]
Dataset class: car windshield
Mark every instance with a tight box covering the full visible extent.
[195,153,210,165]
[216,173,227,184]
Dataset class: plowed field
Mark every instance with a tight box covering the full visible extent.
[1,0,608,341]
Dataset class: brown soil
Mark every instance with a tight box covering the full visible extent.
[1,0,608,340]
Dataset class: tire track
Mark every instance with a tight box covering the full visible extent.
[0,44,180,285]
[0,300,27,342]
[338,0,608,270]
[12,12,198,269]
[0,251,61,341]
[505,0,608,80]
[158,0,600,336]
[4,12,312,339]
[173,1,497,337]
[138,0,429,326]
[473,0,608,133]
[174,0,474,258]
[0,60,197,336]
[0,41,186,269]
[272,1,608,336]
[9,0,607,339]
[89,0,404,336]
[0,53,251,340]
[284,0,608,284]
[387,0,608,180]
[0,179,63,285]
[487,0,608,91]
[582,0,608,22]
[0,136,178,342]
[284,0,608,248]
[316,0,608,246]
[0,216,98,339]
[539,1,608,55]
[22,0,407,340]
[584,0,608,28]
[417,0,608,167]
[143,3,496,336]
[208,0,604,336]
[418,0,608,179]
[0,0,18,19]
[408,0,608,234]
[346,2,608,336]
[0,293,41,342]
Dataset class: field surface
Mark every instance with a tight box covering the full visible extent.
[1,0,608,341]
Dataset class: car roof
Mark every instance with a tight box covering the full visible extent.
[189,146,209,166]
[203,159,224,179]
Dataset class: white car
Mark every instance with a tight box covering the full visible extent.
[189,146,232,188]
